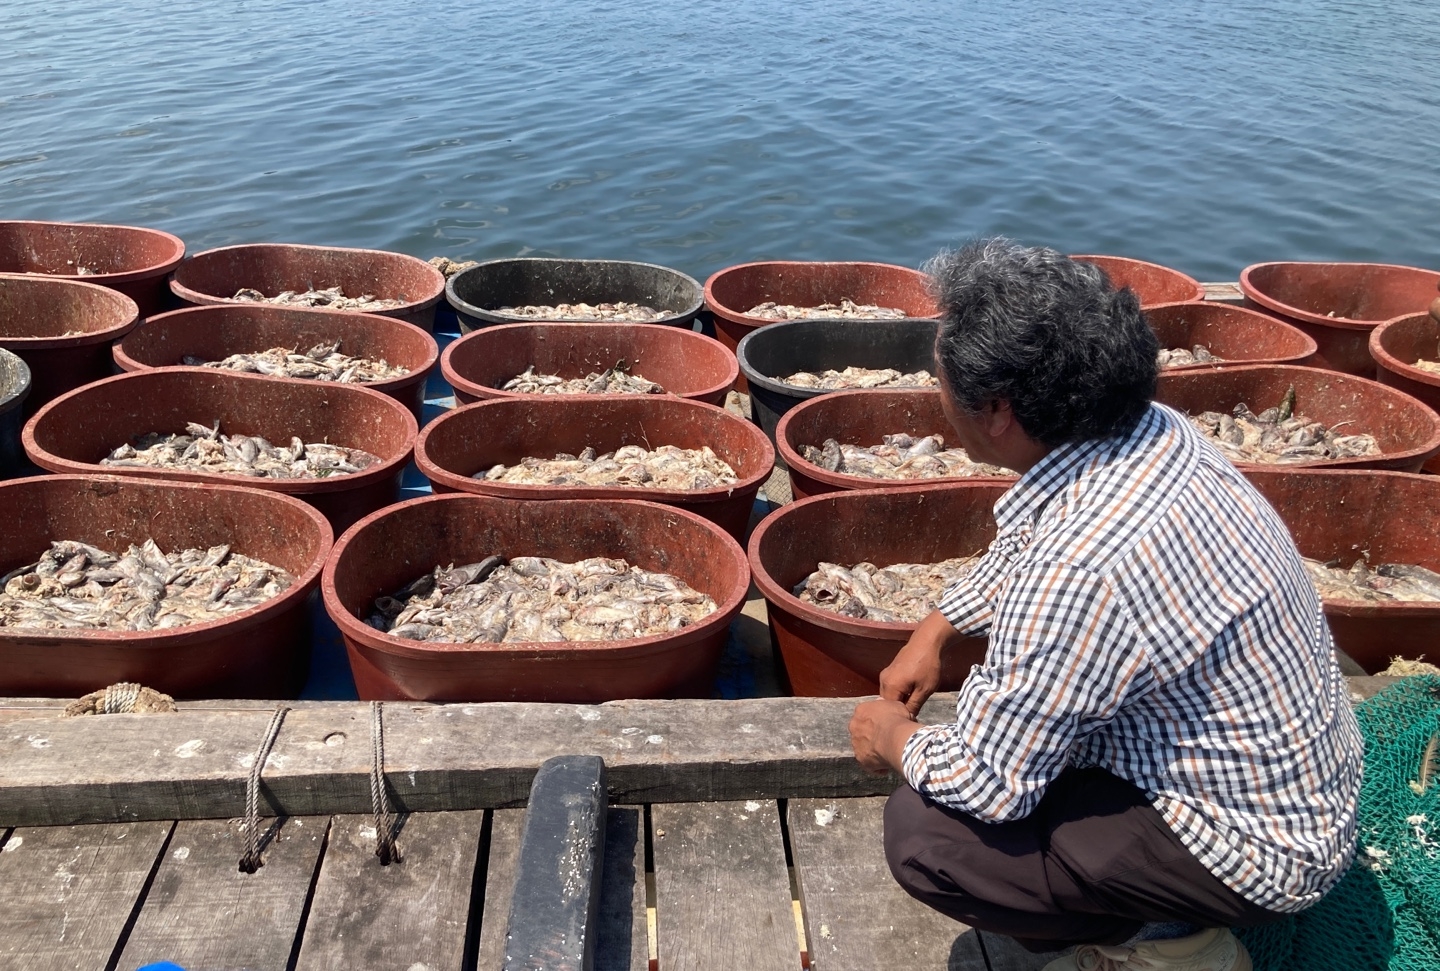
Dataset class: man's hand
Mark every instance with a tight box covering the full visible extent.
[879,609,964,716]
[849,698,923,775]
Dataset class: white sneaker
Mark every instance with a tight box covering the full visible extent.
[1041,928,1253,971]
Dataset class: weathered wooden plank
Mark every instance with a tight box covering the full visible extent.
[652,800,800,971]
[477,808,526,971]
[116,815,327,971]
[787,797,988,971]
[293,811,485,971]
[595,806,648,971]
[503,756,608,971]
[0,820,172,971]
[1200,281,1245,303]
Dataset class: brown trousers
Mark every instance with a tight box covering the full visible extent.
[884,768,1286,952]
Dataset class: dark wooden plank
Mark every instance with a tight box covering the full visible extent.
[652,800,799,971]
[595,806,648,971]
[787,797,988,971]
[293,811,485,971]
[503,756,608,971]
[477,808,526,971]
[116,815,327,971]
[0,820,172,971]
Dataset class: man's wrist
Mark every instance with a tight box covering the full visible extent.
[881,714,924,771]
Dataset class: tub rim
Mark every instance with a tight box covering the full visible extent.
[1239,261,1440,330]
[0,273,141,350]
[0,220,186,287]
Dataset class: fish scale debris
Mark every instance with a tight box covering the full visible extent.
[796,557,981,623]
[1158,345,1224,368]
[502,364,665,395]
[371,555,717,643]
[183,340,409,383]
[480,444,737,490]
[0,538,292,632]
[802,433,1013,479]
[232,287,406,312]
[746,298,907,320]
[780,366,938,390]
[1189,386,1380,463]
[493,302,667,322]
[1302,558,1440,604]
[102,420,381,479]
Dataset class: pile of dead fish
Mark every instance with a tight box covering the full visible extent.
[369,555,717,643]
[232,287,406,312]
[1412,358,1440,376]
[428,256,479,278]
[1302,557,1440,604]
[802,433,1013,479]
[493,302,667,322]
[746,298,907,320]
[502,364,665,395]
[102,421,381,479]
[0,539,292,632]
[1189,387,1380,464]
[183,341,410,383]
[480,444,738,490]
[780,366,939,390]
[1158,345,1223,368]
[795,557,980,623]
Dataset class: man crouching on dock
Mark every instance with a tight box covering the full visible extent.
[848,239,1362,971]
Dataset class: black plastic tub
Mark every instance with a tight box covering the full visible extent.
[0,349,30,479]
[446,257,704,333]
[736,317,941,445]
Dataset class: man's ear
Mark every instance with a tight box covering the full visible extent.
[984,399,1015,439]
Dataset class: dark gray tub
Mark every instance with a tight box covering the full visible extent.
[445,257,704,333]
[0,349,32,479]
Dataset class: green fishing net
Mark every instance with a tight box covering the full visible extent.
[1237,675,1440,971]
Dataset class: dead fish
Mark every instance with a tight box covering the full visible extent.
[182,341,409,384]
[372,555,716,643]
[492,302,667,322]
[1157,345,1223,368]
[1303,557,1440,604]
[780,366,939,390]
[795,557,981,624]
[231,286,406,312]
[502,363,666,396]
[479,444,738,491]
[428,256,479,278]
[0,539,292,632]
[745,298,907,320]
[1189,386,1380,464]
[801,433,1013,479]
[100,420,381,480]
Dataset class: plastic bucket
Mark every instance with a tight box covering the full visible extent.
[1071,255,1206,307]
[1146,301,1318,370]
[322,493,749,702]
[445,257,703,333]
[0,475,331,698]
[441,320,736,407]
[171,243,446,333]
[0,220,185,318]
[1239,262,1440,376]
[24,368,418,534]
[0,273,140,416]
[1154,364,1440,472]
[1370,312,1440,473]
[114,304,439,421]
[748,484,1001,696]
[415,395,774,540]
[704,261,939,392]
[0,349,31,479]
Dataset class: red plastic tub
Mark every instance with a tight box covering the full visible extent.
[170,243,446,333]
[748,485,1000,696]
[1155,364,1440,472]
[1146,301,1318,370]
[416,396,774,540]
[0,274,140,416]
[775,389,1017,500]
[441,321,737,407]
[0,475,331,698]
[1072,255,1206,307]
[113,304,439,421]
[704,261,940,392]
[23,368,418,534]
[1245,469,1440,673]
[0,220,185,317]
[322,493,749,702]
[1239,262,1440,376]
[1370,312,1440,473]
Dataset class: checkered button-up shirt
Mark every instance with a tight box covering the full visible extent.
[901,402,1363,913]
